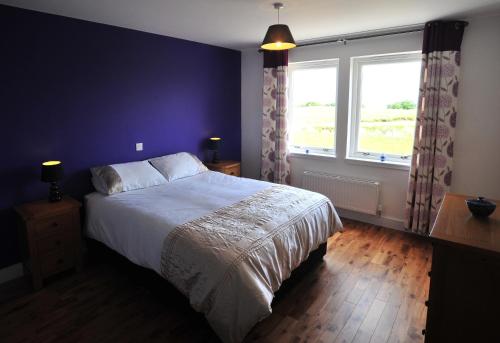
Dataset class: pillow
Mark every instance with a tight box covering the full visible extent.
[90,160,167,195]
[149,152,208,182]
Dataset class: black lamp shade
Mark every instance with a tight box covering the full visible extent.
[208,137,221,150]
[41,161,64,183]
[261,24,296,50]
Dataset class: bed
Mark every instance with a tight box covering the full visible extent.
[85,170,342,343]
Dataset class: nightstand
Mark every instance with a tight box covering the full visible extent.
[15,196,82,290]
[205,160,241,176]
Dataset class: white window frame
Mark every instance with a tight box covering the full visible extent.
[347,51,421,165]
[288,58,339,157]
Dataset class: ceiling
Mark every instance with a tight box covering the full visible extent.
[2,0,500,50]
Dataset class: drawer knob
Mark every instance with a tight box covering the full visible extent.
[57,258,64,264]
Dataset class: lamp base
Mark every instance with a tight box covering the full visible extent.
[49,182,62,202]
[212,151,220,164]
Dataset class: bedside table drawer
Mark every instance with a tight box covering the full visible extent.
[40,249,74,277]
[224,165,240,176]
[35,213,73,237]
[37,232,73,255]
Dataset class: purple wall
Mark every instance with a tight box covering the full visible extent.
[0,5,241,268]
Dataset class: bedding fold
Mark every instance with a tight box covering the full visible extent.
[160,184,342,343]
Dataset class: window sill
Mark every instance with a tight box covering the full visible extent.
[289,151,336,161]
[345,156,410,171]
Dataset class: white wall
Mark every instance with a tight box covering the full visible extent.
[241,14,500,228]
[241,49,263,179]
[452,15,500,199]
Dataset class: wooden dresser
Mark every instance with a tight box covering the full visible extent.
[424,193,500,342]
[15,197,82,290]
[205,160,241,176]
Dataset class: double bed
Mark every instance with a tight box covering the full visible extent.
[85,169,342,343]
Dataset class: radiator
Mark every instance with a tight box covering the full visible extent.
[302,171,380,215]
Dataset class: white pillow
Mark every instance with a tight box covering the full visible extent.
[149,152,208,182]
[90,160,167,195]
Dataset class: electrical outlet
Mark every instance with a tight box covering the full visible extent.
[136,143,143,151]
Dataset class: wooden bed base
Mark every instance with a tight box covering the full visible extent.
[85,239,327,302]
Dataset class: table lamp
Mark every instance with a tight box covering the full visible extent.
[208,137,221,163]
[41,161,64,202]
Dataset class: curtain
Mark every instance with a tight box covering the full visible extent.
[261,50,291,184]
[405,21,467,235]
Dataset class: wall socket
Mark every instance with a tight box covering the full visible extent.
[136,142,143,151]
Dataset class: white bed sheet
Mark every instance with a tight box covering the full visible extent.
[85,171,271,274]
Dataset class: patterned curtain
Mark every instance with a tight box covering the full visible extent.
[261,50,291,184]
[405,21,467,235]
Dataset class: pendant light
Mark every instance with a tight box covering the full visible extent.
[261,2,296,51]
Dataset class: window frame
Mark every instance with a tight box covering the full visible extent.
[288,58,340,157]
[347,51,421,165]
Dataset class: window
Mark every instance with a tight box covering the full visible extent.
[348,52,421,164]
[289,59,338,156]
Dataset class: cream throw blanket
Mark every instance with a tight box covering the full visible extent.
[161,184,342,343]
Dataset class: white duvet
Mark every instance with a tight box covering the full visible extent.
[85,171,270,274]
[85,171,341,342]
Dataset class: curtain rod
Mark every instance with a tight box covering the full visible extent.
[258,24,425,52]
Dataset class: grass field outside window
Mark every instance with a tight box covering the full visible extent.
[291,105,416,156]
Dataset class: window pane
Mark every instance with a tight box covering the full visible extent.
[290,66,337,151]
[357,60,420,156]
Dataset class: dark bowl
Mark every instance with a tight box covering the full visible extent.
[466,197,496,217]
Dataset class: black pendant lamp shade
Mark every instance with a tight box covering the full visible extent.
[261,3,296,51]
[261,24,296,50]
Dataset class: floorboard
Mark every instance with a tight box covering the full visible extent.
[0,220,431,343]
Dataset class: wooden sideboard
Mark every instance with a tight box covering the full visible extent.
[424,193,500,342]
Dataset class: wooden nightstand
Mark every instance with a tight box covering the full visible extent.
[15,196,82,290]
[205,160,241,176]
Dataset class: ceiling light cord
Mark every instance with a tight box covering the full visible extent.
[274,2,283,24]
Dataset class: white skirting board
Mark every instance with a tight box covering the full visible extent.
[337,208,405,231]
[0,263,24,285]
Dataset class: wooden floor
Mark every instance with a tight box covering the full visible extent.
[0,220,432,343]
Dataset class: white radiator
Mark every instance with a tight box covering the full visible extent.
[302,171,380,215]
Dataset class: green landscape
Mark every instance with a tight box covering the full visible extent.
[290,101,416,156]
